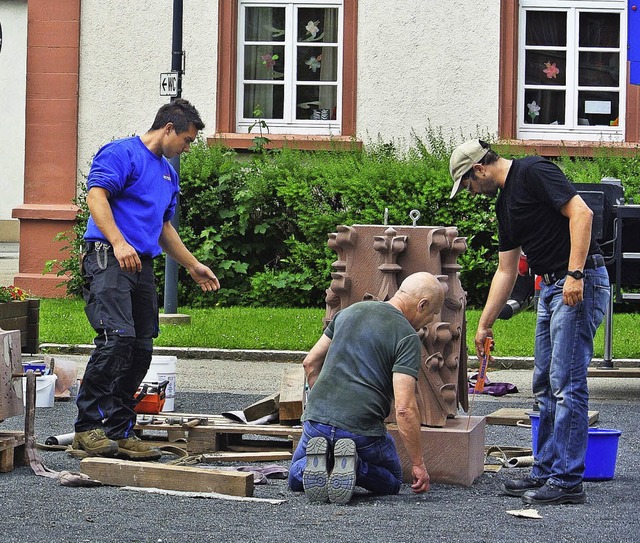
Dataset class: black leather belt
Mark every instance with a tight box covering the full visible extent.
[84,241,111,253]
[541,254,605,284]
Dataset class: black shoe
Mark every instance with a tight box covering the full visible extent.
[503,476,545,497]
[522,482,586,505]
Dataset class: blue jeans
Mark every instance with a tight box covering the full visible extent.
[288,420,403,496]
[531,265,609,487]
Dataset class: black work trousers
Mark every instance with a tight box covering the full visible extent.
[75,244,159,439]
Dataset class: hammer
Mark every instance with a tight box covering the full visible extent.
[181,417,207,429]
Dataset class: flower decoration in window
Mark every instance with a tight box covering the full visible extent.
[261,53,279,70]
[527,101,541,123]
[543,61,559,79]
[303,20,324,41]
[305,20,320,38]
[305,54,322,73]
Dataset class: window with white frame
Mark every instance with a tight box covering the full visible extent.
[237,0,343,136]
[518,0,627,141]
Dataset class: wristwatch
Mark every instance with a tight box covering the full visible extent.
[566,269,584,280]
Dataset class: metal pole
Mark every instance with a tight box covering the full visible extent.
[163,0,183,315]
[602,284,615,368]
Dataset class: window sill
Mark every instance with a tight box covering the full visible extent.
[496,139,640,158]
[208,133,362,151]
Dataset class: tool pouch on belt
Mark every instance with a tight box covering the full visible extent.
[133,380,169,414]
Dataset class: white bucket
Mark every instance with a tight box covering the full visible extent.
[142,355,177,411]
[22,375,58,408]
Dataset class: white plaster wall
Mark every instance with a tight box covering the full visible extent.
[356,0,501,147]
[76,0,502,173]
[77,1,217,182]
[0,0,27,239]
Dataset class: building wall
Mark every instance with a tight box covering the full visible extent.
[77,1,218,182]
[356,0,501,146]
[0,1,28,242]
[76,1,501,178]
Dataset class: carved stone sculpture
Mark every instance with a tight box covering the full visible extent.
[324,224,468,427]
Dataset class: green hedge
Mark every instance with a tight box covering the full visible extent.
[50,130,640,309]
[159,132,637,308]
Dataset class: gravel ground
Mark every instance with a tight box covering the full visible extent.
[2,379,639,543]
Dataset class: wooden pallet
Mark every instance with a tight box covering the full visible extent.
[134,413,302,456]
[0,431,26,473]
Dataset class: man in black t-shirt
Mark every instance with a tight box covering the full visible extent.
[449,140,609,506]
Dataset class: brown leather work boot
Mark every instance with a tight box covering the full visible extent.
[116,436,162,461]
[71,428,118,457]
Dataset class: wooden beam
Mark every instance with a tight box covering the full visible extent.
[199,451,292,463]
[278,366,306,423]
[242,392,280,423]
[80,458,254,497]
[485,408,599,426]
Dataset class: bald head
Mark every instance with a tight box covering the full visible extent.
[390,272,445,330]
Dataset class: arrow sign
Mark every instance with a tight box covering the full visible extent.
[160,72,179,97]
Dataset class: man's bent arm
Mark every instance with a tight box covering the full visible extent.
[87,187,141,273]
[475,247,521,358]
[303,334,331,388]
[560,195,594,306]
[393,372,429,493]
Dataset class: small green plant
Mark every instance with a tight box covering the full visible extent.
[43,185,89,298]
[247,105,271,152]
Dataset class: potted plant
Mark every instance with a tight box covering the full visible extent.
[0,285,40,353]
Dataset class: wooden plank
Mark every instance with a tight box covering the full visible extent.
[485,408,599,426]
[278,366,305,422]
[0,328,24,421]
[0,432,26,473]
[242,392,280,423]
[199,451,292,463]
[588,367,640,378]
[0,437,16,472]
[80,457,254,496]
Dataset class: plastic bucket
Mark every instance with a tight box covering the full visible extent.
[22,374,57,408]
[142,356,176,411]
[529,412,622,481]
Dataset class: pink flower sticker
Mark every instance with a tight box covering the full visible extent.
[543,62,559,79]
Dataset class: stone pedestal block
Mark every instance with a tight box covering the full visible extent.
[387,415,485,487]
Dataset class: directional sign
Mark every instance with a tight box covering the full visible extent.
[160,72,179,97]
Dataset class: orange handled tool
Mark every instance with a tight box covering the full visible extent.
[474,337,493,394]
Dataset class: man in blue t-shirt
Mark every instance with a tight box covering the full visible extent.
[449,139,609,505]
[288,272,445,504]
[71,99,220,461]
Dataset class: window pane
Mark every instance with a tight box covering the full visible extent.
[579,12,619,48]
[243,84,284,119]
[245,7,286,42]
[244,45,285,80]
[578,91,619,126]
[297,46,338,82]
[524,89,565,125]
[296,85,337,120]
[297,8,339,43]
[526,11,566,46]
[525,50,566,85]
[579,52,619,87]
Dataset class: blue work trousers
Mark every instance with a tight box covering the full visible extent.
[531,265,609,487]
[75,245,158,439]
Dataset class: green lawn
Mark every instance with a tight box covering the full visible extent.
[38,298,640,358]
